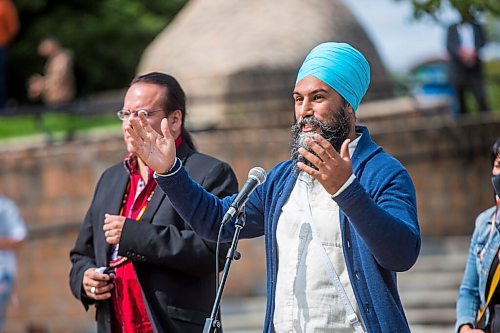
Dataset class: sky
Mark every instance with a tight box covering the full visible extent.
[341,0,499,74]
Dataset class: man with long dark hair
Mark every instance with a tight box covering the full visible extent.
[69,72,238,333]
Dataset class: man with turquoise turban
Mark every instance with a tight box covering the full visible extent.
[126,42,421,333]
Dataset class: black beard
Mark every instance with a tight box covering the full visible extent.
[290,104,350,170]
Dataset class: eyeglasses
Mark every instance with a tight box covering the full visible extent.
[116,109,164,120]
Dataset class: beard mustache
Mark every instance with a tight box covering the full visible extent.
[290,104,350,170]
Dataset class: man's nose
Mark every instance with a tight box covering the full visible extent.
[300,99,314,117]
[122,115,133,125]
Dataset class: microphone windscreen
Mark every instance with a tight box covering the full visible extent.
[248,167,267,185]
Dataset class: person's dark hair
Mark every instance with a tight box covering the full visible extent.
[131,72,196,150]
[491,138,500,166]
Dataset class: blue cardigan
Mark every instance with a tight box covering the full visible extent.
[156,126,421,333]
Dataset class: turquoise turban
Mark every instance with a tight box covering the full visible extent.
[295,42,371,111]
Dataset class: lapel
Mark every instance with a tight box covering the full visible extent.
[106,167,129,214]
[472,22,482,49]
[138,189,164,223]
[97,165,129,264]
[340,126,381,253]
[351,125,382,176]
[452,23,460,39]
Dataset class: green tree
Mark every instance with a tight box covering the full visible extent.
[394,0,500,22]
[8,0,187,104]
[487,16,500,42]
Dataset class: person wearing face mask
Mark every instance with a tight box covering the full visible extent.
[456,138,500,333]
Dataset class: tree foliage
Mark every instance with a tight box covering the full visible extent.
[8,0,187,104]
[393,0,500,46]
[394,0,500,22]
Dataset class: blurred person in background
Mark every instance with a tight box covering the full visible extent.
[456,138,500,333]
[69,72,238,333]
[28,37,75,107]
[0,190,27,332]
[446,6,489,116]
[0,0,18,111]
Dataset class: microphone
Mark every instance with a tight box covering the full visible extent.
[221,167,267,225]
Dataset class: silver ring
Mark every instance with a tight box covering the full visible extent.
[90,286,96,294]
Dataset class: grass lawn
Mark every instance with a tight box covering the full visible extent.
[1,62,499,143]
[0,112,120,141]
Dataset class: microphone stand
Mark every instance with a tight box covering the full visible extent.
[202,208,246,333]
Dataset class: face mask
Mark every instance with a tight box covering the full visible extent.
[492,174,500,197]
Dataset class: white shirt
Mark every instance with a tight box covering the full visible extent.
[273,136,363,332]
[458,23,475,52]
[0,196,27,276]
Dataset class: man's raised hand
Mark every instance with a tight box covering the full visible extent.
[297,134,353,195]
[126,113,176,174]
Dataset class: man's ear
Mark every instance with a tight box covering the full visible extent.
[345,103,357,136]
[342,101,354,118]
[345,102,355,115]
[168,109,183,133]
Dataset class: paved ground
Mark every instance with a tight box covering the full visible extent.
[219,297,455,333]
[217,236,468,333]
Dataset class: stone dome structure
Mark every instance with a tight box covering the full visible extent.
[137,0,392,129]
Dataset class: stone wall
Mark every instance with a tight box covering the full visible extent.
[1,135,126,333]
[2,111,500,332]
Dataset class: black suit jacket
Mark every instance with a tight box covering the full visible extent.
[69,142,238,333]
[446,22,486,83]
